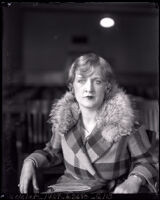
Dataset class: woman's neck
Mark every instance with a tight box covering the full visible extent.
[80,107,98,134]
[80,107,98,123]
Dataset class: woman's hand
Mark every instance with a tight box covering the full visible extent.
[19,160,39,193]
[113,175,142,194]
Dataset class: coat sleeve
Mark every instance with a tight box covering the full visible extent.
[127,124,158,193]
[24,127,63,169]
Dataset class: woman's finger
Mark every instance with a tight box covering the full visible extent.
[19,178,30,194]
[23,179,30,194]
[32,176,39,193]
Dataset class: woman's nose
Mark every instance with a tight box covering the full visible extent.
[84,80,94,92]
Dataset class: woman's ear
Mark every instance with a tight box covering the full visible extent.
[68,83,72,91]
[104,82,112,97]
[68,83,75,94]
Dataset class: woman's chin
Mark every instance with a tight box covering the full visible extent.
[80,103,98,110]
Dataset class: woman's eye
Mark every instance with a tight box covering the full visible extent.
[77,79,85,83]
[95,80,102,84]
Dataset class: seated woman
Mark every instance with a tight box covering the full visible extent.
[19,53,158,194]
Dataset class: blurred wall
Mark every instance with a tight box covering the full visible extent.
[3,3,159,91]
[22,8,158,88]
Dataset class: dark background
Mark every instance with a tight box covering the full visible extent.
[1,2,159,194]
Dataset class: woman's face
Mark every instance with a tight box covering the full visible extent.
[73,66,106,111]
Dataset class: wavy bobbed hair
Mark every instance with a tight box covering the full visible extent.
[67,53,115,95]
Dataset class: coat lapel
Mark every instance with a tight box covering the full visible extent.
[85,126,114,163]
[64,121,97,176]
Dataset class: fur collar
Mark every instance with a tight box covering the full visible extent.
[49,84,135,144]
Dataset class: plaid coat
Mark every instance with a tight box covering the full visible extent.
[26,85,158,193]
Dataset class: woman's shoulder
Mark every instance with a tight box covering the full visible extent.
[48,91,80,135]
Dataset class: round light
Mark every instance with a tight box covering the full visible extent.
[100,17,115,28]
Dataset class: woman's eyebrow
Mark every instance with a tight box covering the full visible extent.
[76,75,86,78]
[93,76,102,79]
[91,76,103,80]
[76,75,103,80]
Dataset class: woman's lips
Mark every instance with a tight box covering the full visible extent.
[84,96,95,99]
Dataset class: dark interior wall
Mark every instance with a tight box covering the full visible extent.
[2,7,23,88]
[21,9,159,87]
[2,7,24,193]
[2,4,159,92]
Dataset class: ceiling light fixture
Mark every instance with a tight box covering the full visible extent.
[100,17,115,28]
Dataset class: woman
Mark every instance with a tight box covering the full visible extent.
[19,53,158,194]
